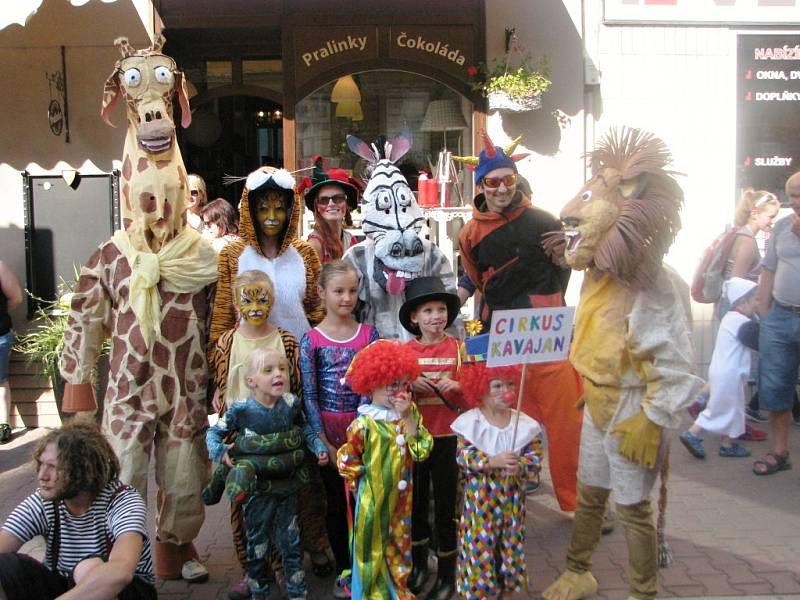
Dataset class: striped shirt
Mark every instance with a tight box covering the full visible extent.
[1,480,154,585]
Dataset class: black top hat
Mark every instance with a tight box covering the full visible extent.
[399,277,461,335]
[299,156,362,212]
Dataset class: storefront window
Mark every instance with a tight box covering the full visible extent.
[295,70,473,201]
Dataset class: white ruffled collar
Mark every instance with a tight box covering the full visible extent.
[451,408,542,456]
[358,403,401,422]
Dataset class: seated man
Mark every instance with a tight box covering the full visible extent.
[0,422,155,600]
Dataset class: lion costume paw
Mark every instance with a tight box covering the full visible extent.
[542,570,598,600]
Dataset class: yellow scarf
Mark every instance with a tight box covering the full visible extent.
[112,227,218,348]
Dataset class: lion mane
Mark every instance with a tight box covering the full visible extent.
[587,127,683,290]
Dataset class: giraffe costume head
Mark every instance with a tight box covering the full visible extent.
[101,34,192,253]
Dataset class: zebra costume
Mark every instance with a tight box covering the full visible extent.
[343,132,463,341]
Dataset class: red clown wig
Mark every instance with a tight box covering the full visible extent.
[459,362,522,408]
[345,340,422,396]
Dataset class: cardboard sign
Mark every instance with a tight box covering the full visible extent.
[487,307,575,367]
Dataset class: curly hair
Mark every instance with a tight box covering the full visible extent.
[32,422,120,498]
[588,127,684,290]
[459,363,522,408]
[345,340,422,396]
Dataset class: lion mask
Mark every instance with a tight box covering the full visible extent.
[559,127,683,290]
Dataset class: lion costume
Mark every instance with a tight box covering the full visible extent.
[542,128,703,600]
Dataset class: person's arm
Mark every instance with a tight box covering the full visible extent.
[757,268,775,317]
[729,236,759,279]
[56,532,143,600]
[455,435,490,474]
[59,248,113,406]
[336,417,366,490]
[299,333,323,435]
[517,438,543,481]
[0,261,23,309]
[206,407,238,464]
[0,530,24,553]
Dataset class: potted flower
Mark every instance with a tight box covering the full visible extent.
[468,53,551,113]
[15,277,109,422]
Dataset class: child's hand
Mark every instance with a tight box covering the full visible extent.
[322,440,338,465]
[392,391,413,418]
[212,389,225,414]
[488,451,518,471]
[221,445,235,468]
[437,378,461,395]
[412,377,437,395]
[317,451,329,467]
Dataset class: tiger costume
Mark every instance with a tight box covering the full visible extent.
[209,166,323,355]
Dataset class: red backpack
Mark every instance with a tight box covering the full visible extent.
[690,228,742,303]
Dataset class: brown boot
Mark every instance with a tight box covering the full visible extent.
[616,499,658,600]
[542,483,609,600]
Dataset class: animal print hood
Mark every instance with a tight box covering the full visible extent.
[238,166,301,258]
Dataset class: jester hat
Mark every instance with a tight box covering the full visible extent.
[453,130,530,183]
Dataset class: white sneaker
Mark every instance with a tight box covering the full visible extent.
[181,559,209,583]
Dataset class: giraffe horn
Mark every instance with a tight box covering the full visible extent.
[481,130,496,157]
[151,33,166,53]
[504,135,524,156]
[113,37,132,58]
[452,155,479,166]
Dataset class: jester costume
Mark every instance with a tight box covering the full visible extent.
[451,408,542,598]
[337,403,433,599]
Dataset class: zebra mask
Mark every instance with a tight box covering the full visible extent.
[347,132,425,295]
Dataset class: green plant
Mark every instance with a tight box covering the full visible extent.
[469,54,552,101]
[15,272,109,382]
[15,289,73,381]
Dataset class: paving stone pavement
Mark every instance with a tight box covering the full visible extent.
[1,418,799,599]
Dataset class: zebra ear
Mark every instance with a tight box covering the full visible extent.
[387,129,412,163]
[347,135,378,163]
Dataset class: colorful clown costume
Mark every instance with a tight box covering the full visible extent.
[337,403,433,599]
[451,408,542,599]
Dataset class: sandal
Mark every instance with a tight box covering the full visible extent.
[679,431,706,459]
[719,443,750,458]
[752,451,791,475]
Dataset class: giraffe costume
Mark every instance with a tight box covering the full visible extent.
[59,35,218,580]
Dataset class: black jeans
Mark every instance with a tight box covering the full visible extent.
[0,552,156,600]
[411,435,459,555]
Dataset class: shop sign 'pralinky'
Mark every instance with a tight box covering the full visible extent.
[293,26,475,91]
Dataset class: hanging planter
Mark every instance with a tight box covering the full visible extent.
[487,90,542,113]
[468,36,551,114]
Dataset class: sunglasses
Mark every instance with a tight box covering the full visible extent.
[317,193,348,206]
[190,190,200,197]
[482,174,517,189]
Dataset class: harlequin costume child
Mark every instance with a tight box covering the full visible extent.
[337,340,434,599]
[59,36,216,581]
[455,132,583,512]
[206,348,328,600]
[542,128,703,600]
[450,348,542,599]
[398,276,466,599]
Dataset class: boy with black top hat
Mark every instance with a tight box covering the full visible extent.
[400,276,467,600]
